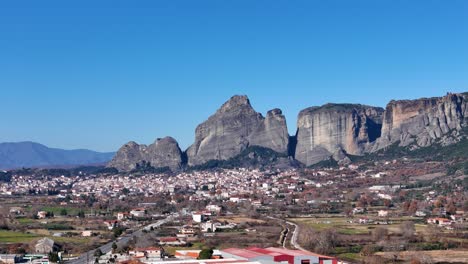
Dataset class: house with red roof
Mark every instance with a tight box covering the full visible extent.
[427,217,452,226]
[159,237,186,246]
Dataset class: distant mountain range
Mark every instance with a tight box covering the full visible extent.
[0,142,115,170]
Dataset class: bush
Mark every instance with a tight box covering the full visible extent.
[198,248,213,260]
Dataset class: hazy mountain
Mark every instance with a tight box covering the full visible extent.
[0,141,115,170]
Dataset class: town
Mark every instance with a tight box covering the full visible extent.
[0,155,467,264]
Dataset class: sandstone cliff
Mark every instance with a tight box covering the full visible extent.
[373,92,467,150]
[108,137,183,171]
[295,104,384,166]
[187,95,289,166]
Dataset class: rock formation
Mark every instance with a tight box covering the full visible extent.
[107,141,143,171]
[186,95,289,166]
[108,137,183,171]
[373,92,467,149]
[145,137,184,170]
[295,104,384,166]
[108,91,467,170]
[248,108,289,154]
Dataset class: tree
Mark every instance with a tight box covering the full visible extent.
[446,200,456,215]
[198,248,213,260]
[112,242,118,253]
[113,227,124,238]
[60,208,68,216]
[314,229,337,254]
[400,221,415,240]
[94,248,103,257]
[77,210,85,218]
[408,200,418,214]
[383,199,392,208]
[360,245,378,256]
[372,227,388,242]
[48,252,60,263]
[410,253,433,264]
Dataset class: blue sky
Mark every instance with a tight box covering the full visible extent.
[1,0,467,152]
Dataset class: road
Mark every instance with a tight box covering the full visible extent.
[285,220,307,251]
[66,216,173,264]
[266,216,306,251]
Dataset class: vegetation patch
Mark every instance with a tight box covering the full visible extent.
[0,230,39,243]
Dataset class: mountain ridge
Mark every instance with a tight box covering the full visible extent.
[0,141,115,170]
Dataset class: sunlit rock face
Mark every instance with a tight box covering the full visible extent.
[373,93,467,150]
[187,95,289,166]
[295,104,384,166]
[108,137,183,171]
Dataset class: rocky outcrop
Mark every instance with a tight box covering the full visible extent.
[249,108,289,154]
[108,91,467,170]
[187,95,289,166]
[373,93,468,149]
[108,137,183,171]
[145,137,184,170]
[295,104,384,166]
[107,141,143,171]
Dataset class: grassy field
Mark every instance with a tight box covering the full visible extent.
[376,250,468,263]
[40,206,85,216]
[17,217,35,224]
[291,216,431,236]
[291,217,370,235]
[0,230,39,243]
[163,242,205,255]
[216,216,266,224]
[337,252,361,262]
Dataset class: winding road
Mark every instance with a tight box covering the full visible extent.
[285,220,307,251]
[267,216,306,251]
[66,216,173,264]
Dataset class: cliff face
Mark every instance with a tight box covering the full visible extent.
[108,137,183,171]
[295,104,384,166]
[108,92,467,170]
[249,108,289,154]
[187,95,289,166]
[373,93,467,149]
[144,137,184,170]
[107,141,143,171]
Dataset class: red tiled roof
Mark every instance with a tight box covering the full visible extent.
[245,247,282,256]
[159,237,178,242]
[264,247,335,259]
[222,248,267,259]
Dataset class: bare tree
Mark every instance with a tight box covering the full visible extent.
[0,206,10,229]
[297,224,316,249]
[410,253,433,264]
[372,227,388,242]
[400,221,415,240]
[314,229,337,254]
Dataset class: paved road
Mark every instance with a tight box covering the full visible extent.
[266,216,306,251]
[66,216,173,264]
[285,220,307,251]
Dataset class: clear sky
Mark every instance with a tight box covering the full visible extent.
[1,0,467,152]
